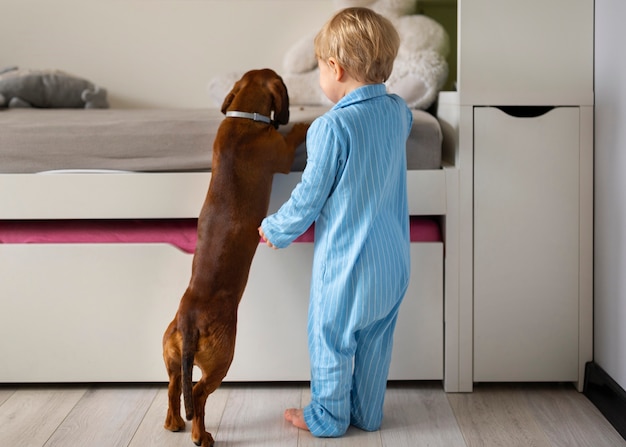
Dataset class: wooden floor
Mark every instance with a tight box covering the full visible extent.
[0,382,624,447]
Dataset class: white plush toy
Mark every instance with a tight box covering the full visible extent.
[208,0,449,110]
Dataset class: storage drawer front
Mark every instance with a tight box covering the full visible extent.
[473,107,580,381]
[0,242,443,382]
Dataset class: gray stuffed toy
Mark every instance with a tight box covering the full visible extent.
[0,67,109,109]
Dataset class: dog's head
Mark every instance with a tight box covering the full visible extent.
[221,68,289,128]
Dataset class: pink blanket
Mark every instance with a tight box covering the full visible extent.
[0,217,441,253]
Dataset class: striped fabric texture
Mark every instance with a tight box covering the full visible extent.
[261,83,412,437]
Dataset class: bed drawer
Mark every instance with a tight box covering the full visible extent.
[0,242,443,382]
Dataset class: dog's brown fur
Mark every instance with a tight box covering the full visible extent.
[162,68,308,447]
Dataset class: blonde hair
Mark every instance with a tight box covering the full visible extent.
[314,7,400,83]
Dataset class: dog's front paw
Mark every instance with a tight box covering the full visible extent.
[164,413,186,432]
[291,122,310,142]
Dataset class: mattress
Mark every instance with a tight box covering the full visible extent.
[0,107,442,173]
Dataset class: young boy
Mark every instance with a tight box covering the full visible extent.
[258,7,412,437]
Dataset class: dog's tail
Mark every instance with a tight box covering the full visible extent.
[181,325,199,421]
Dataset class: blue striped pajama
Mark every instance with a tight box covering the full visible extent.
[261,84,412,437]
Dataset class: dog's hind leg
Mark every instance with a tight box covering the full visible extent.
[163,325,186,432]
[164,364,186,431]
[190,374,225,447]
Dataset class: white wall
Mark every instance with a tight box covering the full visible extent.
[595,0,626,390]
[0,0,334,108]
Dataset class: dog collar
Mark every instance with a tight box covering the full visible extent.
[225,111,272,125]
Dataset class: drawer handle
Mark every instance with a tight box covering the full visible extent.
[495,106,555,118]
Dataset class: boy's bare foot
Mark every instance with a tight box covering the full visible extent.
[284,408,310,431]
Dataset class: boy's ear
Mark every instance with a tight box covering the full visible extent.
[328,58,344,81]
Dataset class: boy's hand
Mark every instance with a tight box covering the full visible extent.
[258,226,278,249]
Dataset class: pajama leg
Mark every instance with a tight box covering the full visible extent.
[350,298,403,431]
[303,347,353,437]
[303,293,355,437]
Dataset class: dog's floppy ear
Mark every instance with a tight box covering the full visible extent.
[270,76,290,127]
[221,82,240,115]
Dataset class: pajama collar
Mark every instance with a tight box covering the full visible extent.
[333,84,389,110]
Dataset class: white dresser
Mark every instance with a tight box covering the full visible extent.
[453,0,594,391]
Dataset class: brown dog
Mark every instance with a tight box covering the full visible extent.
[162,68,308,447]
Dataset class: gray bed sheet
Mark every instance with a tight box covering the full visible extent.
[0,107,441,173]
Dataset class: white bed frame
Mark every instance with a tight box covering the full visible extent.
[0,93,464,391]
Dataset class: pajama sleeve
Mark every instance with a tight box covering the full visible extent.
[261,117,344,249]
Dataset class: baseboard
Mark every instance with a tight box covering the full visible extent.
[584,362,626,440]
